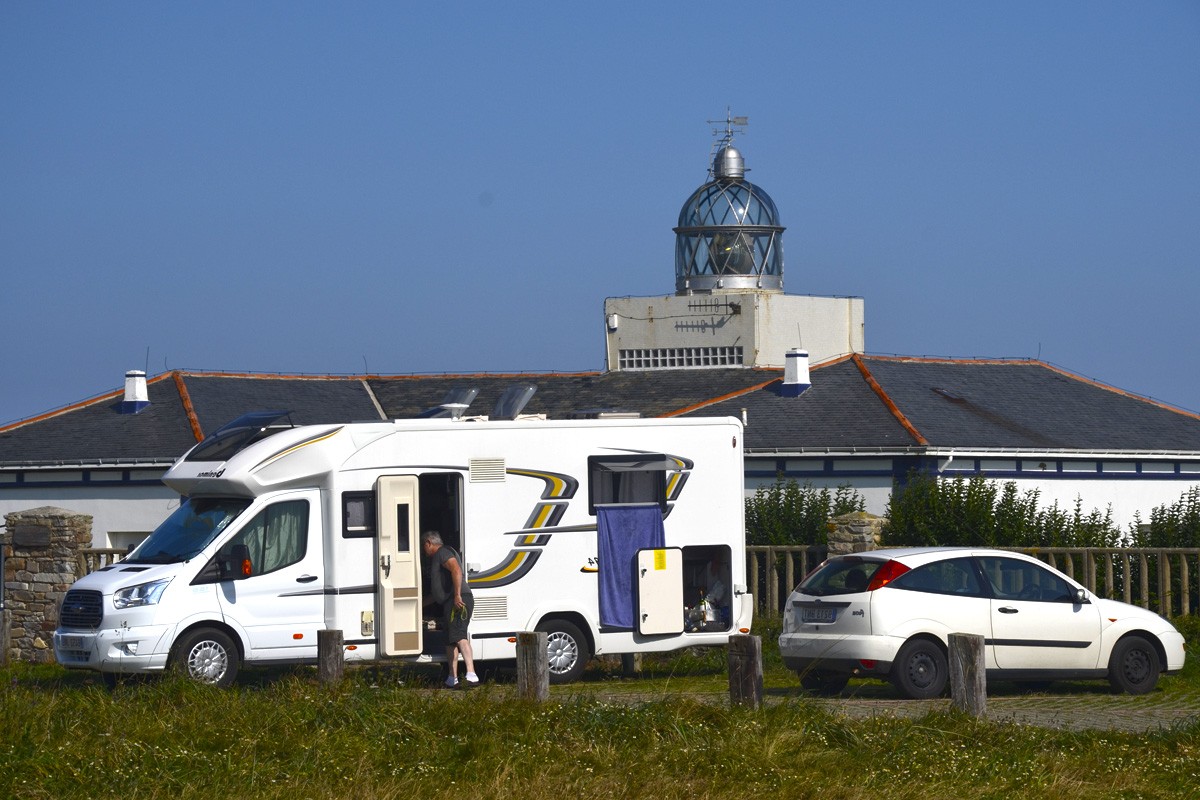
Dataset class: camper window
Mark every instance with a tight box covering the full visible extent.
[587,454,669,515]
[219,500,310,576]
[342,492,376,539]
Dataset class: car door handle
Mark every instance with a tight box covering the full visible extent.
[296,575,318,583]
[998,606,1019,614]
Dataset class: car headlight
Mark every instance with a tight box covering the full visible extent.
[113,578,172,609]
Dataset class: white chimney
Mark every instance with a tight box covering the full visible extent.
[781,349,811,397]
[119,370,150,414]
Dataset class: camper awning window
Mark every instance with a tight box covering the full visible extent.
[588,454,671,515]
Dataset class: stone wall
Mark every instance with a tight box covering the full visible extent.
[827,510,884,556]
[2,507,93,664]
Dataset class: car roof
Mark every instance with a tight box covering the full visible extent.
[830,547,1037,566]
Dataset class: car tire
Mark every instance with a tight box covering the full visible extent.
[890,638,948,699]
[1108,635,1161,695]
[535,619,590,684]
[171,627,240,688]
[799,669,850,696]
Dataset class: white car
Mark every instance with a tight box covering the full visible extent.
[778,547,1186,699]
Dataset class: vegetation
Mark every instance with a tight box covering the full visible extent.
[745,477,864,546]
[1133,486,1200,548]
[882,472,1123,548]
[2,620,1198,800]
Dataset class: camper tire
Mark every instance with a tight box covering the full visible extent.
[171,627,240,688]
[536,619,590,684]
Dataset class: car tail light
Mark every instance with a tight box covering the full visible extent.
[866,559,910,591]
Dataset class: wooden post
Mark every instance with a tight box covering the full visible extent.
[516,631,549,702]
[620,653,642,676]
[317,629,344,685]
[948,632,986,718]
[727,634,762,709]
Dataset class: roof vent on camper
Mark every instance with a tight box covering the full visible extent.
[780,349,811,397]
[417,387,479,419]
[491,385,537,420]
[119,370,150,414]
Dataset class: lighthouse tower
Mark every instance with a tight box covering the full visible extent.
[604,112,864,371]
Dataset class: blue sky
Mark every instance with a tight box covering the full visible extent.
[3,2,1198,426]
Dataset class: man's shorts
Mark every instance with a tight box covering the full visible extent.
[443,594,474,643]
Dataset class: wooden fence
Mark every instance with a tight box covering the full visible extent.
[84,545,1200,620]
[747,545,1200,619]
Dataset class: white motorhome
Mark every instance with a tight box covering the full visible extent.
[54,410,752,686]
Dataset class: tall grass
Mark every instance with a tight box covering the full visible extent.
[3,621,1198,800]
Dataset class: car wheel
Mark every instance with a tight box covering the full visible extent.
[1108,635,1161,695]
[171,627,240,688]
[535,619,590,684]
[890,638,948,699]
[799,669,850,696]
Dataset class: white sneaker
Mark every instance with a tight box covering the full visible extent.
[465,672,480,685]
[444,675,459,688]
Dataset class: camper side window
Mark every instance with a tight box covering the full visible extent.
[220,500,309,576]
[342,492,376,539]
[587,454,668,515]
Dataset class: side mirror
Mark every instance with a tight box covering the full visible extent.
[230,544,252,579]
[1074,588,1089,604]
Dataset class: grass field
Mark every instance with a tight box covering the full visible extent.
[3,616,1198,800]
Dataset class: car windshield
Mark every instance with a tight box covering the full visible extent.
[797,556,886,596]
[125,497,250,564]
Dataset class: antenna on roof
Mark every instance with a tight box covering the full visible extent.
[706,107,748,177]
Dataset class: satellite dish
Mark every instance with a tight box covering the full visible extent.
[416,387,479,419]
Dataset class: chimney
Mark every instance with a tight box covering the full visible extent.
[780,349,811,397]
[119,370,150,414]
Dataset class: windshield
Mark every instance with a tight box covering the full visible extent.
[797,556,886,596]
[126,497,251,564]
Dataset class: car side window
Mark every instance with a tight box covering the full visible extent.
[890,557,984,597]
[977,556,1075,602]
[219,500,309,577]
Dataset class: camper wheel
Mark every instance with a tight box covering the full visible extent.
[171,627,240,688]
[536,619,590,684]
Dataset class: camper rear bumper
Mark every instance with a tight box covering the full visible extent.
[54,625,172,674]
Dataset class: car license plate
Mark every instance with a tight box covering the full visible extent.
[801,606,836,623]
[61,635,85,649]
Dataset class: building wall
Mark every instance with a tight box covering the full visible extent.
[0,471,177,549]
[604,293,865,370]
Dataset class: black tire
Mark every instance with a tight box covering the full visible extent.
[1108,635,1161,695]
[799,669,850,696]
[171,627,240,688]
[890,638,948,699]
[535,619,590,684]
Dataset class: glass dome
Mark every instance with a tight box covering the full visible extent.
[673,146,784,294]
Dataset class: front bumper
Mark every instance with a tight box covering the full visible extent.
[54,625,173,674]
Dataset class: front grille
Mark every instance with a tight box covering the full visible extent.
[60,590,103,628]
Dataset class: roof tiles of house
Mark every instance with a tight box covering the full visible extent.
[691,355,1200,454]
[3,358,1198,467]
[0,368,781,466]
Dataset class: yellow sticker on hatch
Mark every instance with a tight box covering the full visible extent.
[654,549,666,570]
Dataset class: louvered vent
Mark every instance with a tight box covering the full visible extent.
[472,595,508,621]
[469,458,506,483]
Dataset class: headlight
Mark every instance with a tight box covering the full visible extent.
[113,578,172,609]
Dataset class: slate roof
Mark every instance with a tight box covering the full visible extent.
[0,368,779,466]
[689,355,1200,454]
[2,356,1198,466]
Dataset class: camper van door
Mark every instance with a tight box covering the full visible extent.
[213,490,325,657]
[376,476,424,656]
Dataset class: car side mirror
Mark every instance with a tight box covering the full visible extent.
[1074,588,1089,604]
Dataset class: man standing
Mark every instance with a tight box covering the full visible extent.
[421,530,479,688]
